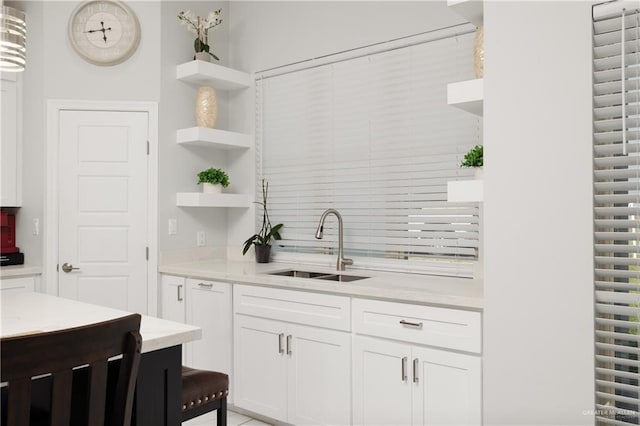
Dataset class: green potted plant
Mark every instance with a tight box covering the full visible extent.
[461,144,483,179]
[197,167,229,194]
[242,179,283,263]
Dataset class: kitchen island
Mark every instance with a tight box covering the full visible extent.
[1,292,201,426]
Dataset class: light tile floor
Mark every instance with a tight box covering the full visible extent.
[183,409,272,426]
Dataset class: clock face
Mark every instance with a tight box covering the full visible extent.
[68,0,140,66]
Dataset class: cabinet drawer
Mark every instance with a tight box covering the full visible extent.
[0,276,35,293]
[234,284,351,331]
[352,298,481,353]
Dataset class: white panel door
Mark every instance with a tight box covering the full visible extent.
[353,335,413,426]
[234,314,288,422]
[412,347,481,426]
[287,323,351,426]
[58,110,148,313]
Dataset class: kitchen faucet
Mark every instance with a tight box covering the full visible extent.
[315,209,353,271]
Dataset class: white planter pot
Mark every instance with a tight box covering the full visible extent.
[202,183,222,194]
[473,167,483,180]
[195,52,211,62]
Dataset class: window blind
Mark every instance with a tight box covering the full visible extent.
[255,28,481,277]
[593,3,640,424]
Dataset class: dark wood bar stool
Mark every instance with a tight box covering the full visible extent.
[181,366,229,425]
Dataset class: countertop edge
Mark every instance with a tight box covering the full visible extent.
[0,265,43,278]
[159,262,484,310]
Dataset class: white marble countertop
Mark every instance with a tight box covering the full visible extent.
[159,260,483,310]
[0,264,42,278]
[1,292,201,353]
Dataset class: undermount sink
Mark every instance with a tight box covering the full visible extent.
[267,269,369,282]
[316,274,368,282]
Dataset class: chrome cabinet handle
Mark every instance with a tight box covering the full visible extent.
[177,284,183,301]
[399,320,423,329]
[286,335,292,355]
[413,358,419,383]
[61,263,80,273]
[278,333,285,354]
[197,282,213,288]
[401,356,408,382]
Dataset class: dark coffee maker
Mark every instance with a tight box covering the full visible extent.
[1,211,24,266]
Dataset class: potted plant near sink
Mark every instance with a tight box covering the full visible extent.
[242,179,283,263]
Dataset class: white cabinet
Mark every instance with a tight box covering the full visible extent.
[185,278,232,375]
[160,274,185,323]
[233,285,351,425]
[353,336,481,426]
[1,73,22,207]
[0,275,37,293]
[159,275,232,390]
[352,298,482,426]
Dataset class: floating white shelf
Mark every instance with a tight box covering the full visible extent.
[447,78,483,116]
[176,61,252,90]
[176,193,252,208]
[447,0,483,26]
[447,180,484,202]
[176,127,252,150]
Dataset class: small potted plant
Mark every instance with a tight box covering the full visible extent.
[177,9,223,62]
[461,144,483,179]
[242,179,283,263]
[197,167,229,194]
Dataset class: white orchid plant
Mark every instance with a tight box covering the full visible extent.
[177,9,223,61]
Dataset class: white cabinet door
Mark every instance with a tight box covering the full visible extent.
[412,347,481,426]
[1,74,21,207]
[287,323,351,426]
[234,314,288,422]
[185,279,232,377]
[0,276,36,293]
[160,275,185,323]
[353,335,413,426]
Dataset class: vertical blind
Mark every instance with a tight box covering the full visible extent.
[255,28,482,277]
[593,3,640,425]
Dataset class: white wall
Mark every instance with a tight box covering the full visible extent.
[483,2,594,424]
[12,1,231,274]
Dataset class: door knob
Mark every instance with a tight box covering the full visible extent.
[61,262,80,273]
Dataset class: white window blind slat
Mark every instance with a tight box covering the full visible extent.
[256,29,481,277]
[592,4,640,424]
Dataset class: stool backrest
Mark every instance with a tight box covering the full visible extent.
[1,314,142,426]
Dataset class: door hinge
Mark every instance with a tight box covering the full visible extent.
[146,141,150,155]
[146,247,149,261]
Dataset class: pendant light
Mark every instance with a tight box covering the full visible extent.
[0,5,26,72]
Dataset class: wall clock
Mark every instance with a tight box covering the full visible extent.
[68,0,141,66]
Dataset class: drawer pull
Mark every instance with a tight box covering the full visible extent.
[198,282,214,288]
[399,320,423,329]
[177,284,183,301]
[278,333,285,354]
[286,334,293,355]
[401,356,408,382]
[413,358,419,383]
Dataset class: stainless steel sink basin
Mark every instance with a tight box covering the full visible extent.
[267,269,369,282]
[269,270,330,279]
[316,274,369,282]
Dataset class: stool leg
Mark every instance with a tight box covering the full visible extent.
[216,398,227,426]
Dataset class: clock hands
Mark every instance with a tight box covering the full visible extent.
[85,21,112,44]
